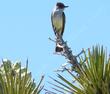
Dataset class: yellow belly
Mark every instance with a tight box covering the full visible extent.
[53,14,63,33]
[54,18,62,30]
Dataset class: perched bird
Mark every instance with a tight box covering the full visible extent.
[51,2,68,52]
[51,2,68,37]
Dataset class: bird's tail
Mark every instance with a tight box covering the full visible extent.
[55,44,63,52]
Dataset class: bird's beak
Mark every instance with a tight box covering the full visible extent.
[64,6,69,8]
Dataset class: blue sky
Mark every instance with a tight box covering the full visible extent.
[0,0,110,93]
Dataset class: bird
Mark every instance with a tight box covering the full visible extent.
[51,2,68,52]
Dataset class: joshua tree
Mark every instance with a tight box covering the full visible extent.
[0,59,44,94]
[48,46,110,94]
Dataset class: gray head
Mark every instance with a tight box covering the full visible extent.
[56,2,68,9]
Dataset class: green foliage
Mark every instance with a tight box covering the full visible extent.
[49,46,110,94]
[0,59,44,94]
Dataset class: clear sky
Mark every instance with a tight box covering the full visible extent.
[0,0,110,93]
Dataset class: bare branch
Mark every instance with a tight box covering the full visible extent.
[53,37,83,72]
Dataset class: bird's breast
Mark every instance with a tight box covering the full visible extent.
[53,12,63,30]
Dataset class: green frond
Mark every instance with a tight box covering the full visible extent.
[49,45,110,94]
[0,59,44,94]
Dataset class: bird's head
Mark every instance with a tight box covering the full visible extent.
[56,2,68,11]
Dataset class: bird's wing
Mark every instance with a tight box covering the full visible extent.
[51,13,56,35]
[61,12,65,36]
